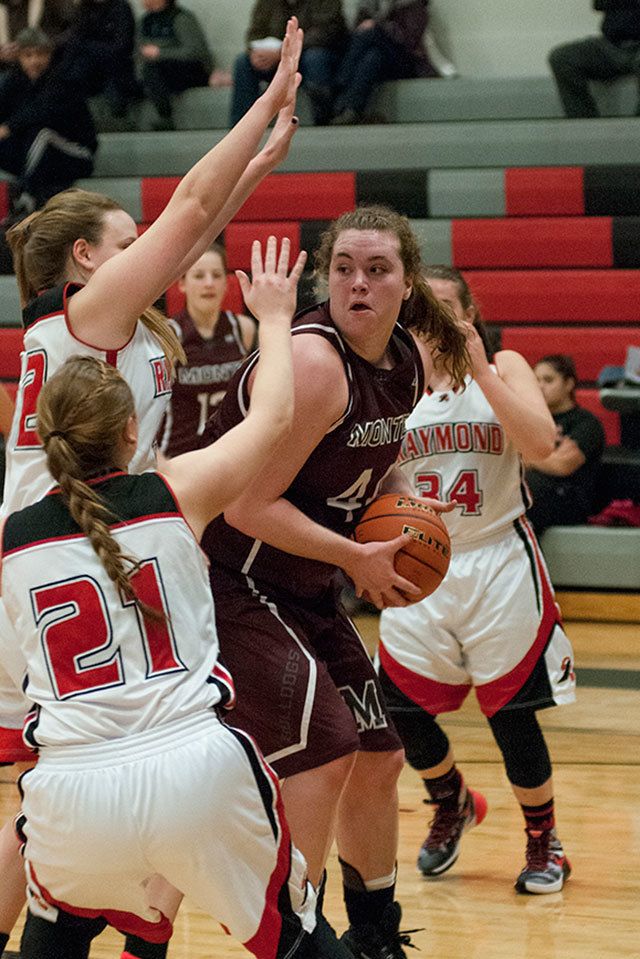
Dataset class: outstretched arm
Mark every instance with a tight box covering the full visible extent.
[70,19,303,349]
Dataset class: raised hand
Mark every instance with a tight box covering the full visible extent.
[259,74,302,170]
[236,236,307,326]
[263,17,304,115]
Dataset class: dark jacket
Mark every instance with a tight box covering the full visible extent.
[355,0,435,75]
[594,0,640,43]
[65,0,136,64]
[0,54,97,149]
[246,0,347,51]
[139,5,213,72]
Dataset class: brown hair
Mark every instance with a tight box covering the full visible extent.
[423,264,497,361]
[314,205,469,385]
[535,353,577,401]
[6,189,185,367]
[37,356,162,622]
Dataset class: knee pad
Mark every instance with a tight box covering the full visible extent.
[488,708,552,789]
[378,667,449,770]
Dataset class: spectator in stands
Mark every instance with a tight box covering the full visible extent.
[0,0,72,77]
[525,354,606,534]
[548,1,640,118]
[331,0,437,124]
[0,27,96,223]
[61,0,138,120]
[230,0,347,126]
[138,0,213,131]
[160,243,257,457]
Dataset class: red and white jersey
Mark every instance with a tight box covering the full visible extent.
[0,471,233,749]
[2,284,172,517]
[397,370,530,546]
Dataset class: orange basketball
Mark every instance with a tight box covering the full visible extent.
[354,494,451,603]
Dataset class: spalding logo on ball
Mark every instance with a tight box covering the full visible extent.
[354,494,451,603]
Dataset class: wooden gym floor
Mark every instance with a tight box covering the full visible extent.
[2,611,639,959]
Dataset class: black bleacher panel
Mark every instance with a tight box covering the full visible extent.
[584,166,640,216]
[300,221,331,257]
[612,217,640,267]
[355,170,428,218]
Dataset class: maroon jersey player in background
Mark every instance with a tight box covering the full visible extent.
[160,243,257,457]
[201,205,469,959]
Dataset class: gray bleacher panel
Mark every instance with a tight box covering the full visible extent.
[372,76,638,124]
[90,76,639,132]
[93,118,640,178]
[541,526,640,590]
[0,276,20,328]
[76,178,143,223]
[410,219,452,264]
[428,169,505,218]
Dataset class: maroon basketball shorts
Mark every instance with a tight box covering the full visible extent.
[211,567,402,779]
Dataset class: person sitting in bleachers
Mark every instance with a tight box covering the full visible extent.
[525,354,606,534]
[0,0,72,78]
[331,0,437,125]
[138,0,213,131]
[230,0,347,126]
[61,0,139,121]
[0,27,96,223]
[548,0,640,118]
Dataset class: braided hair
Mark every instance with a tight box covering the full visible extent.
[37,356,163,622]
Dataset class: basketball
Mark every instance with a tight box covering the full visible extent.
[354,494,451,603]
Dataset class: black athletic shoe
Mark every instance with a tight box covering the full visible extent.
[515,827,571,894]
[341,901,419,959]
[418,787,488,877]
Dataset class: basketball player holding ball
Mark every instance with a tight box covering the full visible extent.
[378,266,576,895]
[201,207,468,958]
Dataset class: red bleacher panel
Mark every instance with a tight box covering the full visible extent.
[141,178,180,221]
[465,269,640,323]
[234,172,356,221]
[0,328,23,378]
[505,167,584,216]
[224,222,301,271]
[575,388,620,446]
[452,217,612,269]
[501,326,637,382]
[0,181,8,220]
[164,273,244,318]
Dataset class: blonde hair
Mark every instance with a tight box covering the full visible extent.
[7,188,185,367]
[37,356,162,622]
[314,205,469,385]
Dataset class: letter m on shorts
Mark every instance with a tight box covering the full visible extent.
[338,680,388,733]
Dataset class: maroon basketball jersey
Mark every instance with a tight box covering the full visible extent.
[160,310,255,456]
[201,302,424,598]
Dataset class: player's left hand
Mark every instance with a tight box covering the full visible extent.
[418,497,455,513]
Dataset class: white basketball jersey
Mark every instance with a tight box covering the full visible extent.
[397,370,529,546]
[1,472,232,748]
[2,284,172,517]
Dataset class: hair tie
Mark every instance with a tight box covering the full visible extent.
[47,429,67,440]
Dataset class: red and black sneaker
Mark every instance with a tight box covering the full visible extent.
[418,786,488,877]
[515,827,571,894]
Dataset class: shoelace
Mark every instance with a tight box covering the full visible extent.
[525,830,552,871]
[423,798,465,848]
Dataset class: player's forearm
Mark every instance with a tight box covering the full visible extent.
[475,370,556,460]
[173,152,276,279]
[224,496,362,571]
